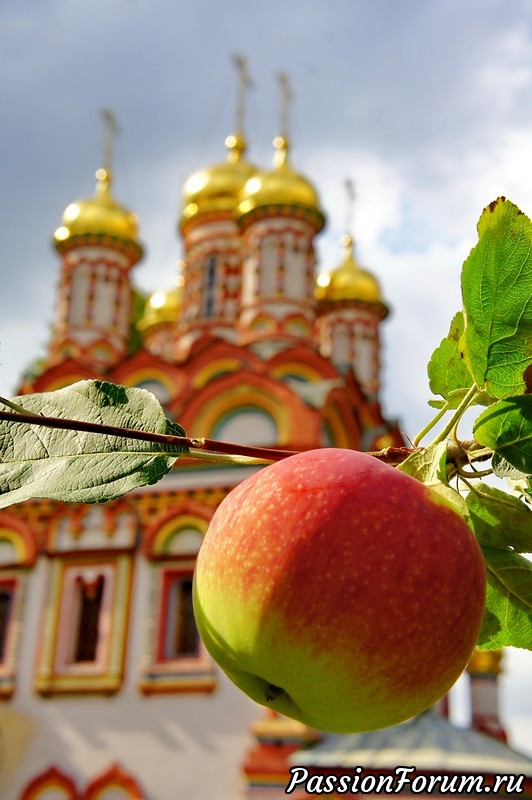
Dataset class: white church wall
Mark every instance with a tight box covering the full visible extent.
[2,540,261,800]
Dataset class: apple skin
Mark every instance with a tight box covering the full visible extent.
[193,448,486,733]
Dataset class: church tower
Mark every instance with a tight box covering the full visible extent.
[315,181,388,399]
[237,74,325,350]
[51,111,143,371]
[177,56,256,357]
[467,648,508,743]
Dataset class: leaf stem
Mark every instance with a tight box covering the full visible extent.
[428,385,480,447]
[458,465,494,479]
[0,396,33,416]
[412,403,450,447]
[183,449,273,467]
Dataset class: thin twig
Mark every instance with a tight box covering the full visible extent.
[0,410,297,462]
[0,409,418,466]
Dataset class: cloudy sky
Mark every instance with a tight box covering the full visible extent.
[1,0,531,756]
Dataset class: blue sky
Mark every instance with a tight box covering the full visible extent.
[0,0,531,755]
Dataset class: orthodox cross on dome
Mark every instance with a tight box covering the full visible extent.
[344,178,356,247]
[278,71,293,141]
[100,108,119,176]
[231,54,253,136]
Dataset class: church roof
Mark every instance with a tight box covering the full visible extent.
[290,710,532,776]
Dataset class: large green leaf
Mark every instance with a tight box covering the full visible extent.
[427,311,473,407]
[461,198,532,399]
[477,546,532,650]
[474,395,532,474]
[0,380,187,508]
[466,483,532,553]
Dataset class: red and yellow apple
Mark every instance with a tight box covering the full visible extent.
[193,448,486,732]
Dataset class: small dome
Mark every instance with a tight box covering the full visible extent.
[181,133,256,227]
[238,136,324,230]
[137,283,182,333]
[315,235,386,309]
[54,169,141,251]
[467,648,503,676]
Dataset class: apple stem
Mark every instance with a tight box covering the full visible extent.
[265,683,285,702]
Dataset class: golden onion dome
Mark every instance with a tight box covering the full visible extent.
[181,133,256,227]
[137,282,183,333]
[467,648,503,676]
[315,235,387,313]
[54,168,141,251]
[238,136,324,230]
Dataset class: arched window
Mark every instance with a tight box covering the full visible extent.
[213,407,278,447]
[72,574,106,663]
[35,506,136,696]
[140,507,215,694]
[202,254,218,319]
[0,514,36,698]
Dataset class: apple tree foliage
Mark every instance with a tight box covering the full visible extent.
[0,197,530,652]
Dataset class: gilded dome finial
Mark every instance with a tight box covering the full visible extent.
[226,54,252,164]
[339,179,356,256]
[98,108,119,192]
[53,110,141,252]
[101,109,118,169]
[345,178,356,239]
[278,72,293,141]
[238,71,324,230]
[273,72,293,169]
[314,181,386,313]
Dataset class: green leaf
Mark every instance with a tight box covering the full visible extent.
[491,451,529,481]
[428,389,494,409]
[460,197,532,399]
[474,395,532,474]
[428,312,473,406]
[466,483,532,552]
[477,546,532,650]
[0,380,187,508]
[397,442,468,517]
[397,441,448,484]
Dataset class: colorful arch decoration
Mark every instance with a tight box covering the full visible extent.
[87,339,118,364]
[190,357,242,389]
[143,503,211,559]
[0,513,37,567]
[116,366,176,404]
[179,368,323,449]
[111,349,184,407]
[266,344,339,382]
[27,358,97,394]
[211,405,277,445]
[83,763,144,800]
[269,360,325,383]
[179,372,290,442]
[322,397,361,449]
[20,766,78,800]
